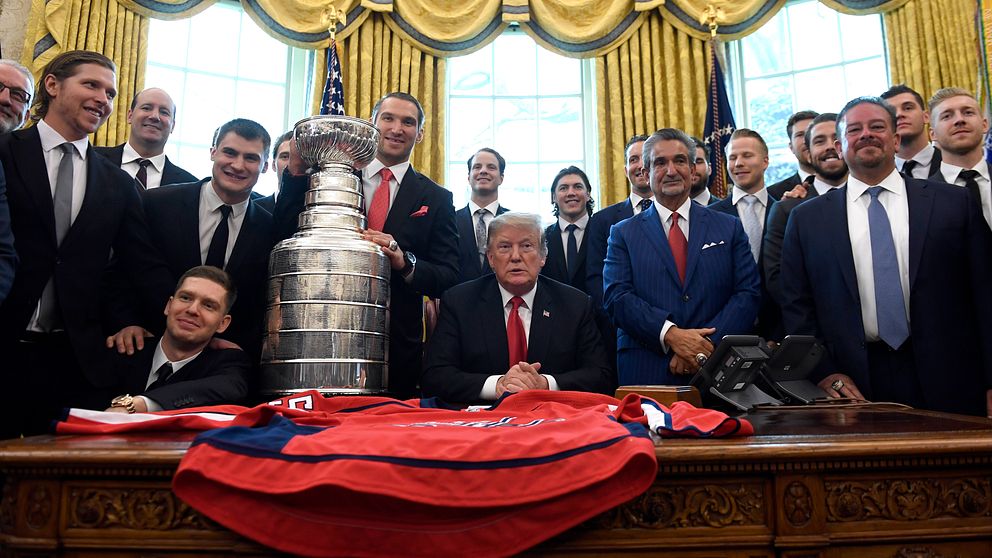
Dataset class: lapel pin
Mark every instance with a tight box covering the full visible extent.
[543,310,550,317]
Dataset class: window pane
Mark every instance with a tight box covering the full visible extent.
[186,5,241,76]
[537,97,582,162]
[181,73,237,145]
[537,49,581,96]
[448,98,493,161]
[840,13,884,61]
[147,19,190,68]
[844,58,889,100]
[237,14,288,81]
[494,98,538,163]
[234,81,286,138]
[745,76,794,147]
[493,34,537,97]
[449,45,493,96]
[794,66,846,113]
[741,13,790,77]
[787,1,842,71]
[503,163,541,213]
[765,146,796,185]
[449,163,469,209]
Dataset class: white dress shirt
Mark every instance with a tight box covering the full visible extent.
[198,180,249,267]
[468,199,501,249]
[362,159,411,213]
[939,160,992,230]
[629,193,654,215]
[691,189,711,206]
[120,142,167,190]
[654,196,692,351]
[558,213,589,268]
[847,169,911,342]
[812,177,842,197]
[730,186,769,229]
[479,282,560,399]
[140,339,203,411]
[798,168,812,183]
[895,143,937,179]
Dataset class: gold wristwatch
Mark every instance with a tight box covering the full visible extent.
[111,394,136,414]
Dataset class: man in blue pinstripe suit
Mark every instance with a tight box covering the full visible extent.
[604,128,761,386]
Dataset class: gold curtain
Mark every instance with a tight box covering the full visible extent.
[596,11,709,207]
[885,0,979,101]
[21,0,148,146]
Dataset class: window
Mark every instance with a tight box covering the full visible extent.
[445,28,597,224]
[146,2,314,195]
[728,0,888,183]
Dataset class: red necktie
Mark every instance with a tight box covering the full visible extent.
[669,212,687,283]
[367,167,393,231]
[506,296,527,366]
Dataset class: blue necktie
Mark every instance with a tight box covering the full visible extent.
[866,186,909,349]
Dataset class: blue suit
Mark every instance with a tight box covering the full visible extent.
[781,178,992,416]
[604,201,761,385]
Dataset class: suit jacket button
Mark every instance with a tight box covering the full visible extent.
[681,294,690,302]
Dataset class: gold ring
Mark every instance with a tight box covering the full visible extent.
[831,379,845,391]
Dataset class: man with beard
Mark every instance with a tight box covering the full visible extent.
[0,59,33,303]
[94,88,197,190]
[689,136,717,205]
[454,148,510,284]
[928,88,992,230]
[767,110,818,200]
[781,97,992,417]
[881,84,942,179]
[763,113,847,307]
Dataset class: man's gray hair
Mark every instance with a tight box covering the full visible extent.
[0,59,34,92]
[486,212,548,258]
[642,128,696,169]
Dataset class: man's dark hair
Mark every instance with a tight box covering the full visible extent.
[466,147,506,175]
[880,84,925,111]
[803,112,839,150]
[550,165,595,217]
[371,92,425,132]
[837,96,897,133]
[32,50,116,120]
[272,130,294,160]
[176,265,238,313]
[786,110,819,139]
[690,136,711,160]
[625,134,649,160]
[214,118,272,161]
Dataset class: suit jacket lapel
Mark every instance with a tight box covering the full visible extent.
[13,128,57,246]
[384,168,423,233]
[547,223,567,278]
[183,181,206,269]
[127,346,157,395]
[527,281,552,363]
[639,206,680,286]
[906,178,933,290]
[683,202,709,287]
[62,151,111,250]
[829,187,859,300]
[479,279,510,369]
[226,201,260,273]
[456,207,481,275]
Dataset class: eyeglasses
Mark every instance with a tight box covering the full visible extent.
[0,81,31,105]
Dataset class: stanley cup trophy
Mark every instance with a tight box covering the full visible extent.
[260,115,390,396]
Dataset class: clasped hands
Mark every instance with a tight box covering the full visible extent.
[495,362,549,398]
[664,326,715,375]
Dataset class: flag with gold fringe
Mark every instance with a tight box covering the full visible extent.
[702,39,736,199]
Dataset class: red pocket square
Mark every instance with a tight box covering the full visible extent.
[410,205,429,217]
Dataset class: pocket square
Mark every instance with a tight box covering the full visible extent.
[410,205,429,218]
[701,240,726,250]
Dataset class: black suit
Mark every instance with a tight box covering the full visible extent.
[141,179,274,360]
[542,220,589,294]
[277,167,460,398]
[763,178,822,307]
[454,203,509,284]
[255,193,275,214]
[93,143,198,187]
[0,126,174,436]
[899,147,943,179]
[0,161,15,303]
[766,171,802,201]
[710,193,782,340]
[422,275,614,403]
[585,200,633,308]
[112,340,251,409]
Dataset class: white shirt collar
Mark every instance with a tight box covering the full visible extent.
[654,196,692,225]
[896,143,936,168]
[628,192,653,211]
[798,168,812,182]
[558,213,589,231]
[37,119,89,160]
[691,189,711,205]
[940,159,990,184]
[122,142,166,171]
[468,199,501,216]
[365,158,410,185]
[731,186,768,206]
[847,168,905,203]
[202,180,250,218]
[151,339,202,377]
[497,281,537,311]
[812,177,843,196]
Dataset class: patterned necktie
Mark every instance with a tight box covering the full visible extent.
[205,205,233,269]
[668,212,687,284]
[37,143,75,331]
[739,195,762,263]
[901,159,919,178]
[367,167,393,231]
[147,362,174,391]
[506,296,527,366]
[866,186,909,349]
[135,158,152,190]
[565,223,579,278]
[958,169,983,211]
[474,208,490,267]
[637,198,652,213]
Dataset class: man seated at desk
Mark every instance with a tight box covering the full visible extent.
[422,212,614,403]
[105,266,251,413]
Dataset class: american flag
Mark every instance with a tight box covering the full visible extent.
[702,40,737,199]
[320,40,345,116]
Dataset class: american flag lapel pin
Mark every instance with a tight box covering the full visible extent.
[543,310,550,317]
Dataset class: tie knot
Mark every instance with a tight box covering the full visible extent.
[638,198,652,212]
[475,208,490,218]
[218,204,232,218]
[510,296,525,311]
[740,194,758,206]
[59,143,74,156]
[959,169,981,181]
[379,167,394,182]
[866,186,884,200]
[671,211,681,224]
[565,223,577,232]
[137,158,152,169]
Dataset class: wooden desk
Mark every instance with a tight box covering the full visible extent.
[1,404,990,557]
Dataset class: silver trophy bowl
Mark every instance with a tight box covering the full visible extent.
[260,115,390,397]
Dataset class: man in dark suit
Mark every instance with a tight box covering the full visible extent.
[111,118,274,362]
[0,50,174,437]
[0,59,33,304]
[585,135,650,309]
[422,212,613,403]
[927,88,991,230]
[106,266,250,413]
[280,92,459,398]
[541,165,593,293]
[454,148,509,284]
[781,97,992,417]
[763,113,846,308]
[767,110,818,200]
[255,130,292,214]
[881,84,943,179]
[93,87,197,190]
[604,128,760,385]
[689,136,718,206]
